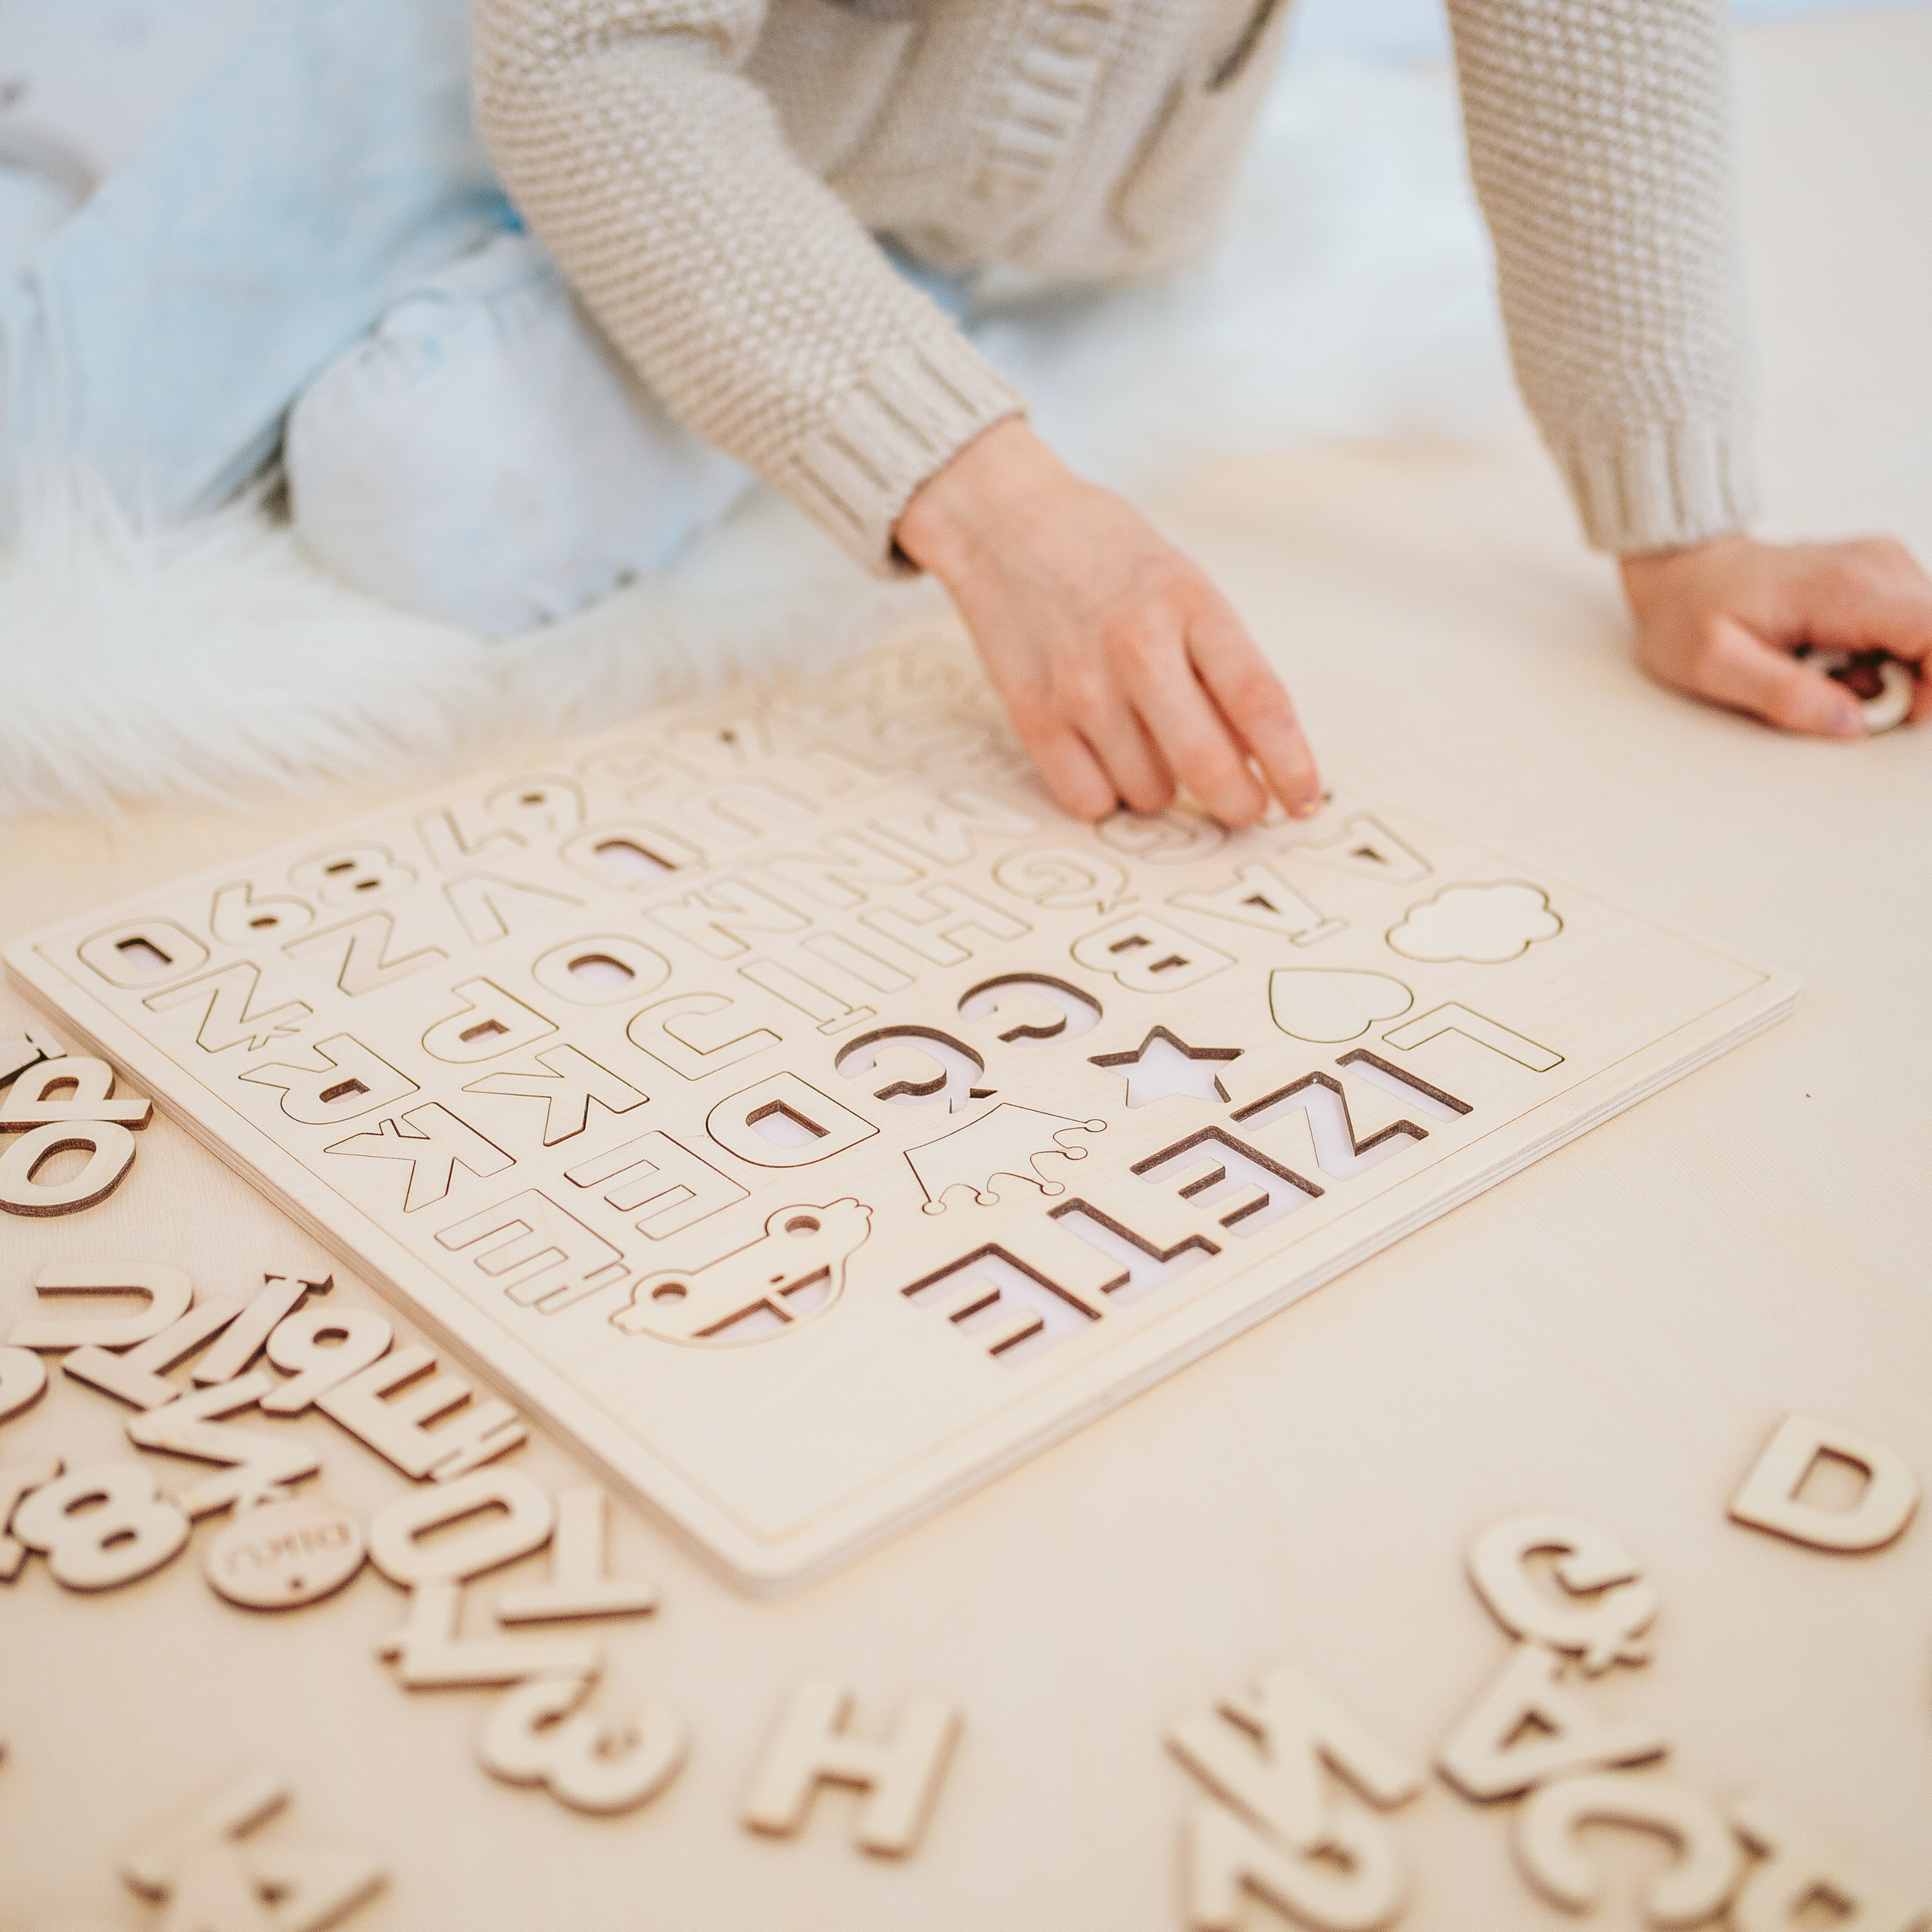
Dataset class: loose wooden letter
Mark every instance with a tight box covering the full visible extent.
[10,1263,193,1350]
[1182,1803,1408,1932]
[64,1296,249,1408]
[1515,1770,1743,1927]
[1167,1663,1422,1932]
[0,1056,152,1129]
[1435,1642,1668,1801]
[0,1347,47,1423]
[1730,1795,1926,1932]
[0,1121,138,1215]
[1166,1663,1424,1849]
[316,1344,526,1479]
[125,1372,323,1516]
[367,1468,554,1586]
[1465,1512,1660,1672]
[741,1679,961,1856]
[495,1486,658,1622]
[1728,1412,1920,1553]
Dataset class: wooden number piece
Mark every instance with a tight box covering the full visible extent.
[1730,1796,1926,1932]
[495,1486,658,1622]
[1381,1003,1562,1073]
[0,1055,152,1129]
[0,1121,138,1215]
[1728,1412,1920,1553]
[477,1674,688,1814]
[1435,1642,1667,1801]
[260,1306,393,1414]
[0,1456,61,1580]
[11,1460,191,1590]
[1514,1770,1743,1927]
[0,1345,48,1424]
[742,1680,961,1857]
[1465,1513,1659,1672]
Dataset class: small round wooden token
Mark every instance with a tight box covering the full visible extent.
[204,1493,366,1609]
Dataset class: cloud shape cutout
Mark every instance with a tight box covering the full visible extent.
[1387,882,1561,965]
[1269,969,1414,1043]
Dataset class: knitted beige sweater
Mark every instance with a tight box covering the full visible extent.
[472,0,1757,574]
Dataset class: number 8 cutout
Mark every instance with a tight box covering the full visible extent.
[12,1461,190,1590]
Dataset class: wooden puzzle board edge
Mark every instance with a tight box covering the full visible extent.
[2,641,1801,1591]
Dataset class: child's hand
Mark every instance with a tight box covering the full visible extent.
[896,419,1321,827]
[1620,533,1932,736]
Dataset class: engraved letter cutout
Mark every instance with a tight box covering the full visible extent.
[1072,914,1233,993]
[706,1073,878,1169]
[325,1104,513,1213]
[565,1130,749,1240]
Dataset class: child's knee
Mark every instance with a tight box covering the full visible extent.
[286,233,748,634]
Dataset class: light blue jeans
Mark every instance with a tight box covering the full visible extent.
[0,0,981,631]
[0,0,520,524]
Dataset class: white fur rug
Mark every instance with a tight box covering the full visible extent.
[0,61,1516,822]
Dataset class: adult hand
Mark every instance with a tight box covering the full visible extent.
[896,419,1321,826]
[1620,533,1932,736]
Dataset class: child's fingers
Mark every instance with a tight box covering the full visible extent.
[1019,718,1126,822]
[1815,558,1932,724]
[1114,635,1269,826]
[1801,541,1932,659]
[1187,612,1321,817]
[1795,546,1932,725]
[1697,617,1866,737]
[1058,679,1176,816]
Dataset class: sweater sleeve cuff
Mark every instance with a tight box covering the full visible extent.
[1554,419,1760,556]
[776,322,1027,578]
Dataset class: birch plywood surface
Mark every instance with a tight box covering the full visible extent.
[4,25,1930,1924]
[5,636,1794,1587]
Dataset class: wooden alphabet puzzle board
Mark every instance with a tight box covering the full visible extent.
[4,636,1797,1589]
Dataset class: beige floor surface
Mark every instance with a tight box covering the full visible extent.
[1,12,1928,1929]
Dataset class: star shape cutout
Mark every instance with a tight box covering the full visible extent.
[1088,1027,1242,1107]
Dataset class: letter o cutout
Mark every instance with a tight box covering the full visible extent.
[0,1122,137,1217]
[532,935,674,1006]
